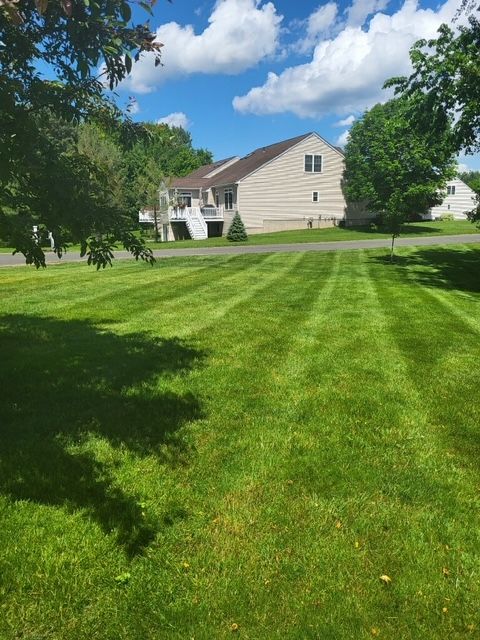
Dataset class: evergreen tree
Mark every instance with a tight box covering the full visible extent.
[226,213,248,242]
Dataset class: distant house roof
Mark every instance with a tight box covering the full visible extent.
[170,132,343,189]
[204,133,313,186]
[171,157,236,188]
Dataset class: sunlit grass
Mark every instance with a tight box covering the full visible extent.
[0,219,477,254]
[1,244,479,638]
[143,219,478,249]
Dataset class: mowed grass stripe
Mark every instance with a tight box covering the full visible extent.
[107,252,341,638]
[126,252,308,339]
[0,258,234,320]
[0,248,479,639]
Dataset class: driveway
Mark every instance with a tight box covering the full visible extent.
[1,233,479,267]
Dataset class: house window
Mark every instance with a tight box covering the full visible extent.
[305,154,322,173]
[312,191,319,202]
[225,188,234,210]
[447,185,456,195]
[178,192,192,207]
[160,194,167,207]
[215,192,219,207]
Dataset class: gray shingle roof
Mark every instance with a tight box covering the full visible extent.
[204,133,313,186]
[170,132,342,190]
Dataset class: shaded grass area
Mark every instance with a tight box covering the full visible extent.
[0,220,477,254]
[0,246,479,638]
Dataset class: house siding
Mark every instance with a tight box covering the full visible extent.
[237,135,347,230]
[429,178,477,219]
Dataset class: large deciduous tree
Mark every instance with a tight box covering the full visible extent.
[0,0,163,267]
[386,12,479,155]
[385,6,480,222]
[343,97,457,261]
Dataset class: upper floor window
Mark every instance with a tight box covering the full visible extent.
[312,191,319,202]
[305,154,322,173]
[447,185,456,195]
[225,188,234,210]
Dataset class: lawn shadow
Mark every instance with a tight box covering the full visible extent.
[341,223,444,236]
[369,246,480,294]
[0,314,205,556]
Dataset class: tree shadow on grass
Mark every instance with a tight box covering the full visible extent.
[370,246,480,294]
[343,223,445,236]
[0,314,205,556]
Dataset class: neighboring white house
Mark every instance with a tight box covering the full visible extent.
[140,133,367,241]
[425,178,477,220]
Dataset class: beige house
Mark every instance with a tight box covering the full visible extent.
[146,132,363,241]
[425,178,477,220]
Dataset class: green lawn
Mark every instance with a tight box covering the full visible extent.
[1,245,479,638]
[0,219,477,254]
[144,219,478,249]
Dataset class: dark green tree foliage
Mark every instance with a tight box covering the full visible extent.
[386,15,480,155]
[226,212,248,242]
[0,0,163,267]
[123,124,213,220]
[385,10,480,223]
[344,97,456,260]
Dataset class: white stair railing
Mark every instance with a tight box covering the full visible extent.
[185,207,208,240]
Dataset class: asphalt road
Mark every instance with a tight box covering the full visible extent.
[1,233,479,267]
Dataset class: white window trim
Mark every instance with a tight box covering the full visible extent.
[304,154,323,173]
[224,188,234,211]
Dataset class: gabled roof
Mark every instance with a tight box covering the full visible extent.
[169,132,343,190]
[170,157,236,189]
[206,132,313,186]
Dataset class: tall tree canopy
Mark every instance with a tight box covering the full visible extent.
[0,0,163,267]
[386,8,479,155]
[344,97,457,259]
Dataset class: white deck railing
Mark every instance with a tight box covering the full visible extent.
[169,206,225,221]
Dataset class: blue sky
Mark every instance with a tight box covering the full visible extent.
[116,0,479,170]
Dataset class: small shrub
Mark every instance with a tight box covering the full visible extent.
[226,212,248,242]
[440,213,454,221]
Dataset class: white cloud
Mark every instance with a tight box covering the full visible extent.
[297,3,338,52]
[128,100,140,115]
[233,0,460,119]
[346,0,390,27]
[123,0,282,93]
[336,130,350,147]
[157,112,190,129]
[334,114,355,126]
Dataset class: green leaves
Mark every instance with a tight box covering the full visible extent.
[388,16,480,155]
[120,2,131,22]
[343,96,457,258]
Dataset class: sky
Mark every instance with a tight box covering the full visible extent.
[115,0,479,170]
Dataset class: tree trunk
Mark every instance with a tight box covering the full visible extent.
[153,204,159,243]
[390,234,395,263]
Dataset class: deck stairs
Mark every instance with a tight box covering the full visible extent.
[186,207,208,240]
